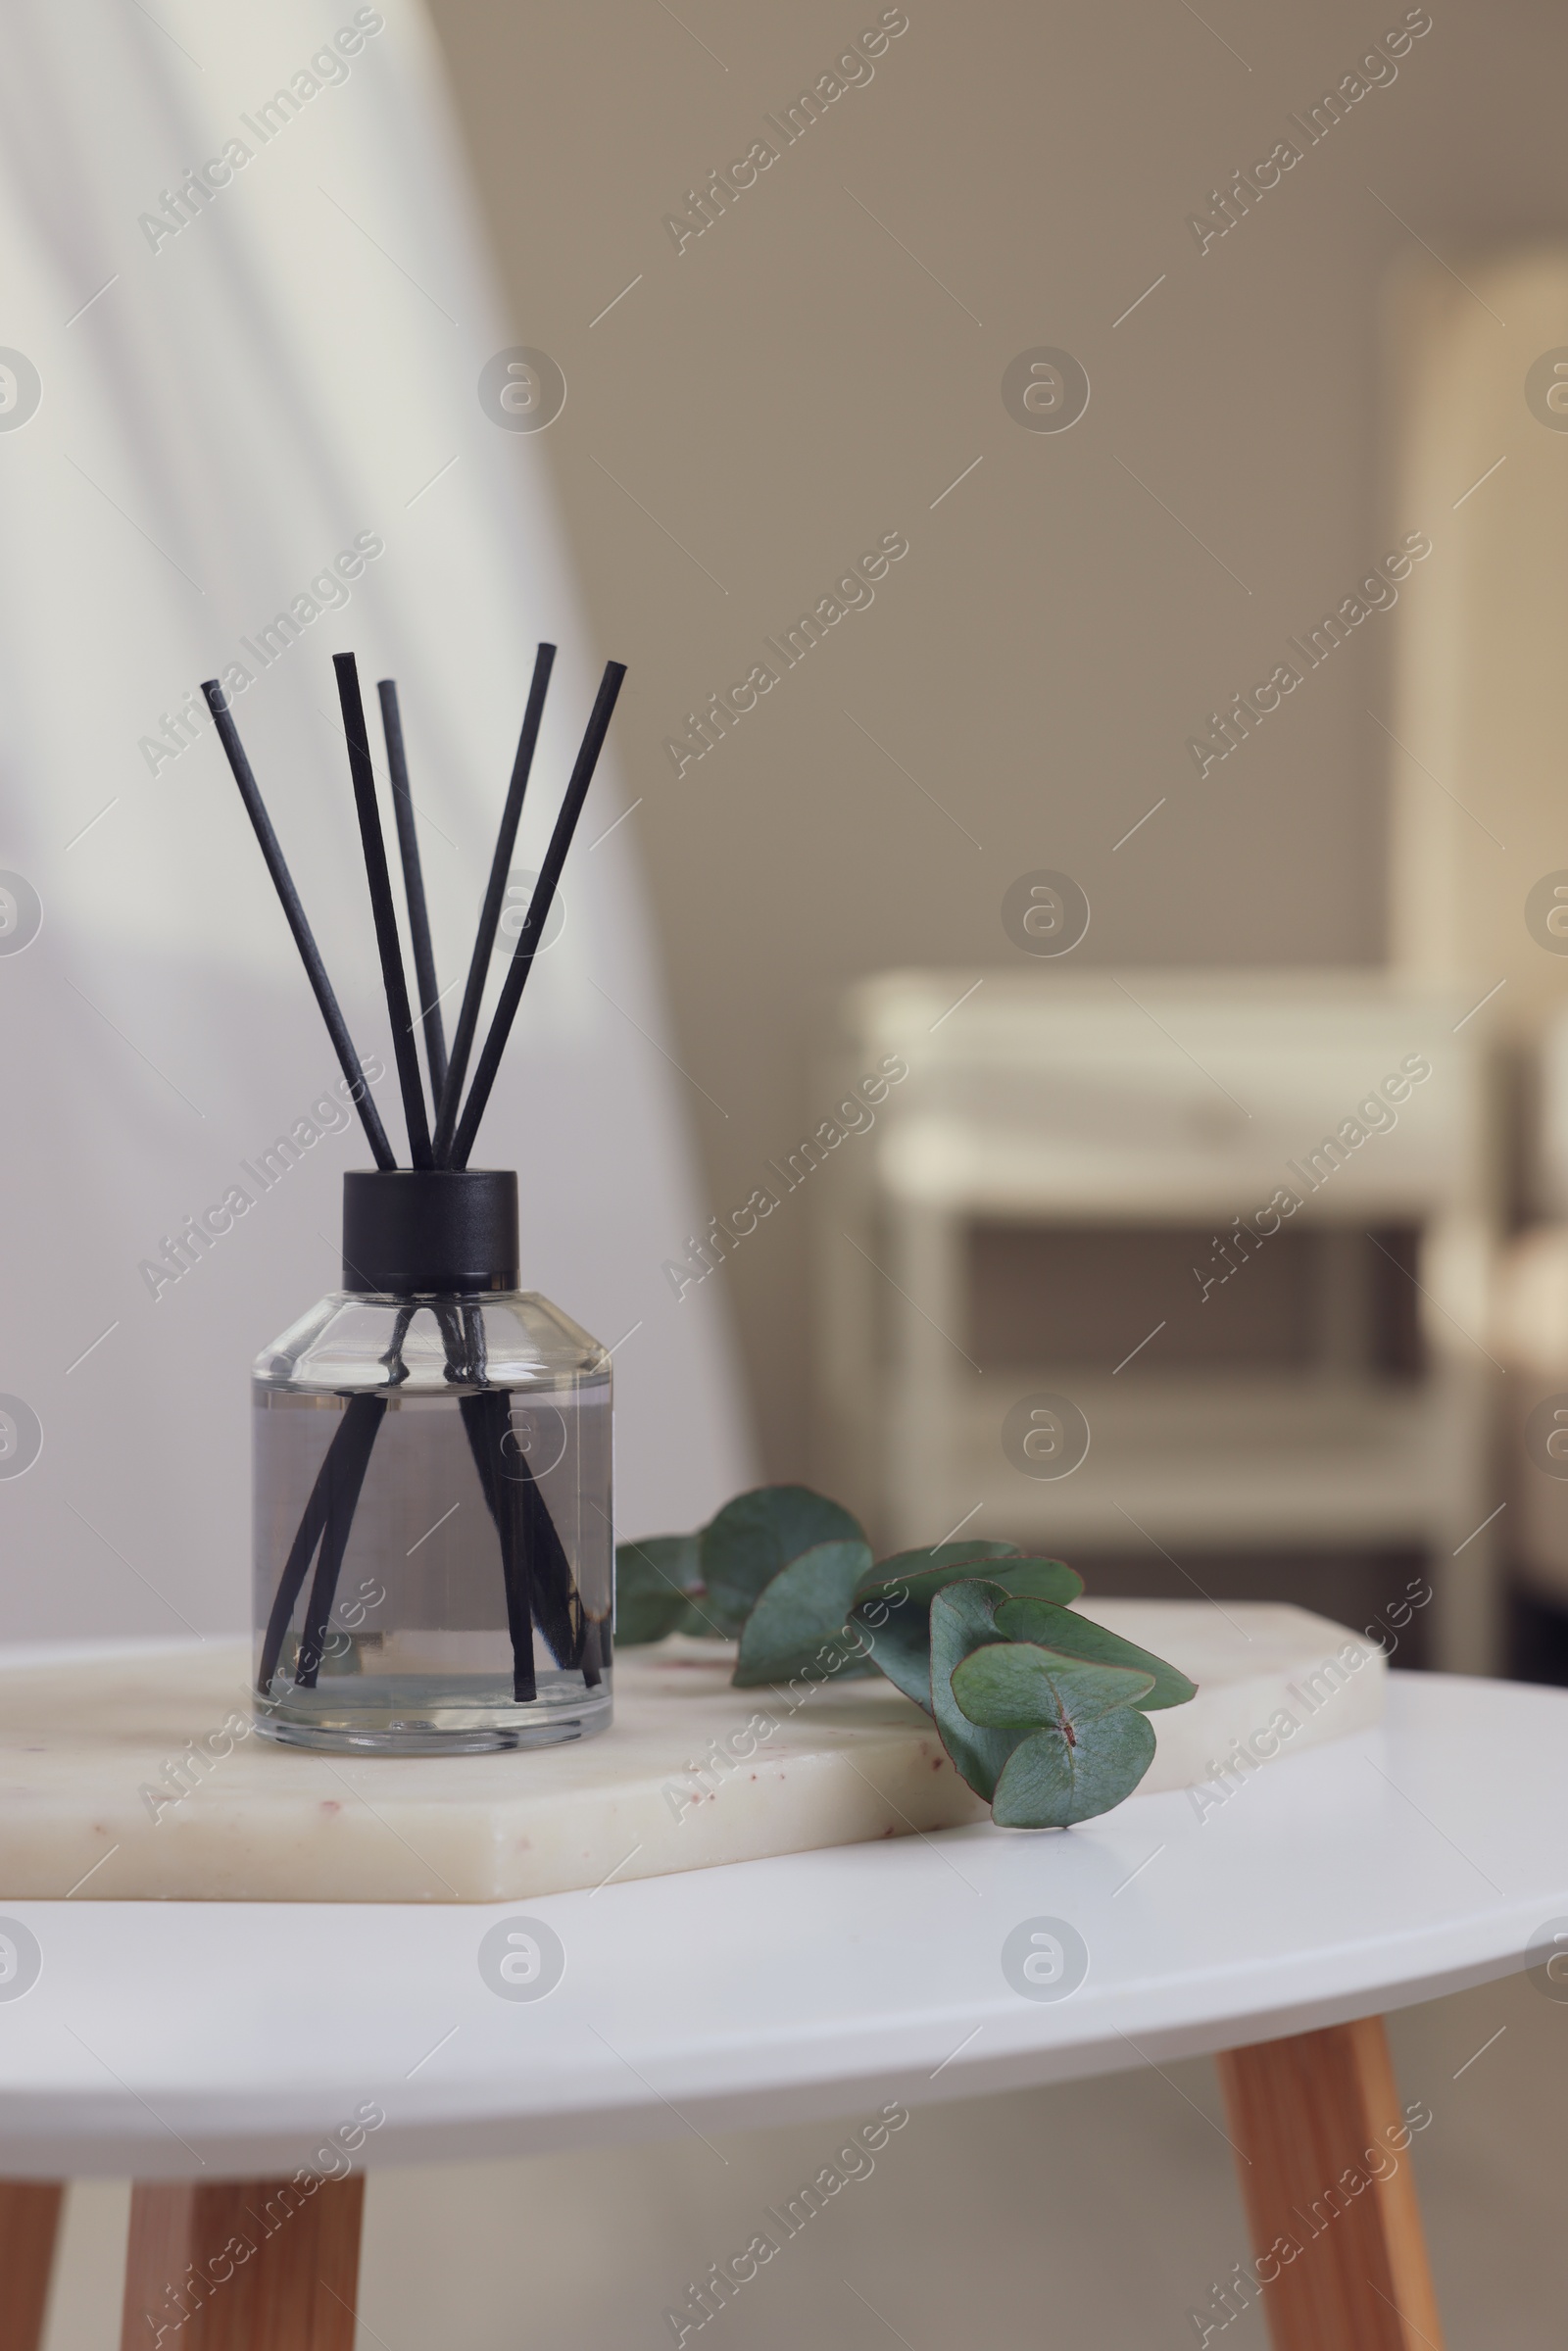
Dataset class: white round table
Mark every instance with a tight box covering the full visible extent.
[4,1670,1565,2350]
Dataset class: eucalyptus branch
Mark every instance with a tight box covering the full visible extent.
[617,1485,1196,1830]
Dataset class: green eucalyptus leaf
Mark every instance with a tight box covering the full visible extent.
[854,1556,1085,1709]
[990,1558,1086,1607]
[733,1539,874,1687]
[927,1580,1018,1800]
[951,1642,1153,1730]
[854,1540,1021,1601]
[992,1597,1196,1712]
[614,1534,713,1644]
[991,1708,1157,1829]
[856,1550,1081,1613]
[859,1551,1081,1627]
[854,1596,934,1707]
[702,1486,864,1634]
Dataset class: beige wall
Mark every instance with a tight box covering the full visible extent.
[426,0,1568,1482]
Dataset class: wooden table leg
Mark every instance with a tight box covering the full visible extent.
[0,2183,64,2351]
[1213,2015,1444,2351]
[120,2176,365,2350]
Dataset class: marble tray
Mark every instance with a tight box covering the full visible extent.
[0,1602,1383,1902]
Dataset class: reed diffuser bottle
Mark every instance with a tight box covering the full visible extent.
[207,642,625,1753]
[254,1171,612,1751]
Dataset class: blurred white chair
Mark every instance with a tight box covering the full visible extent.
[815,970,1500,1672]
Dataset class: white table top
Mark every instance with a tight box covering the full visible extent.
[2,1671,1564,2179]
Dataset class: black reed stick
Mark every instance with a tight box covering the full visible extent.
[448,661,626,1170]
[436,1301,539,1699]
[456,1297,591,1676]
[258,1421,342,1692]
[294,1394,387,1689]
[202,679,396,1171]
[259,1311,412,1695]
[430,643,556,1164]
[510,1428,591,1673]
[377,679,448,1103]
[459,1390,540,1701]
[257,1394,386,1692]
[333,653,434,1170]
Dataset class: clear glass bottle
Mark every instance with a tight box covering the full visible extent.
[251,1171,612,1753]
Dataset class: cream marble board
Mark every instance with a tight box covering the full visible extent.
[0,1604,1383,1902]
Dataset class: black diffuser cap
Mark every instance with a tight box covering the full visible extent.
[342,1169,518,1294]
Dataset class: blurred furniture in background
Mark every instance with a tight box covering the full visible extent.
[1492,1223,1568,1626]
[1385,247,1568,1042]
[1384,249,1568,1672]
[816,971,1500,1673]
[1491,1005,1568,1656]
